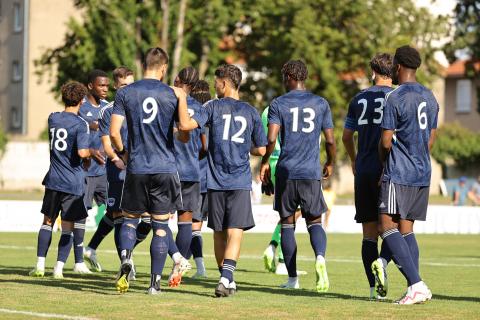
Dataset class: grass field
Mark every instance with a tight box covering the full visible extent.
[0,232,479,319]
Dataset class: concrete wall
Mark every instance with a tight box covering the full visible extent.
[444,77,480,132]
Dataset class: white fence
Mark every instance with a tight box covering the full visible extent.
[0,201,478,234]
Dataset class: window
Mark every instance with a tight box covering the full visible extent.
[13,2,22,32]
[10,106,22,131]
[456,79,472,113]
[12,61,21,82]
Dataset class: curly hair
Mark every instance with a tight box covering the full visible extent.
[281,60,308,81]
[190,80,211,104]
[177,66,199,88]
[61,81,88,107]
[215,64,242,89]
[394,45,421,69]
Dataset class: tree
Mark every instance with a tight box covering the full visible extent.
[0,125,7,158]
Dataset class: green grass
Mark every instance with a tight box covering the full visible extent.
[0,232,479,319]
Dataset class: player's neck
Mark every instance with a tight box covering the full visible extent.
[399,71,417,84]
[64,107,79,114]
[374,78,392,87]
[223,87,239,100]
[287,82,306,91]
[86,94,100,107]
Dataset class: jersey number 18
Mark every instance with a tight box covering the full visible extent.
[50,128,68,151]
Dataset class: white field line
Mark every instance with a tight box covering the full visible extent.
[0,245,479,268]
[0,308,97,320]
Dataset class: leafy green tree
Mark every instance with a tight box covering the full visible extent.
[431,122,480,169]
[0,125,7,157]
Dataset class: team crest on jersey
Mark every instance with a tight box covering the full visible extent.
[107,197,115,207]
[87,112,93,117]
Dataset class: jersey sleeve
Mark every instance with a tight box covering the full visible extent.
[430,95,440,130]
[77,119,90,150]
[381,95,397,130]
[344,100,357,131]
[192,100,214,128]
[322,100,334,130]
[98,108,111,137]
[252,111,268,147]
[267,100,281,126]
[112,89,126,117]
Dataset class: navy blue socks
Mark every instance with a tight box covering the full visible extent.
[281,224,297,278]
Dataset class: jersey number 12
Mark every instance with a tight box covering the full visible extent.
[222,114,247,143]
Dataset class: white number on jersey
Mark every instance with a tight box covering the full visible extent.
[357,98,384,125]
[142,97,158,124]
[418,102,427,130]
[50,128,68,151]
[222,114,247,143]
[290,107,315,133]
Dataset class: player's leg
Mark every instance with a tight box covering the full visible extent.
[176,211,193,257]
[113,212,123,258]
[191,192,208,278]
[54,193,90,278]
[31,189,59,277]
[216,228,243,297]
[276,209,306,276]
[135,214,151,247]
[148,213,171,294]
[361,222,379,298]
[263,222,280,272]
[399,219,418,271]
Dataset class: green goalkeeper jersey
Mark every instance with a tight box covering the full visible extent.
[261,107,281,183]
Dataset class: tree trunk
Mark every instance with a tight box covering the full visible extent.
[198,39,210,78]
[135,15,142,79]
[171,0,187,82]
[160,0,169,51]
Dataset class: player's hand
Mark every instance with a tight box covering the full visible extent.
[89,121,99,131]
[112,157,126,170]
[377,167,384,186]
[351,160,356,176]
[82,158,91,171]
[170,86,187,100]
[259,163,271,184]
[322,163,333,180]
[91,149,106,165]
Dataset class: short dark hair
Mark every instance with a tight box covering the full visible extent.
[61,81,88,107]
[87,69,108,85]
[281,60,308,81]
[394,45,421,69]
[215,64,242,89]
[143,47,169,70]
[190,80,211,104]
[112,66,134,83]
[177,66,199,88]
[370,53,393,78]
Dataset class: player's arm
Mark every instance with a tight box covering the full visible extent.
[174,126,190,143]
[260,123,279,183]
[199,132,208,159]
[342,128,356,175]
[171,86,199,131]
[322,128,336,179]
[101,135,125,170]
[78,148,91,158]
[110,114,125,152]
[379,129,394,163]
[428,129,437,151]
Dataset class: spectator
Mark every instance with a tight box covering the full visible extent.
[453,176,469,206]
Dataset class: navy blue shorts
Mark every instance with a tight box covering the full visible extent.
[84,175,107,209]
[378,181,429,221]
[193,192,208,222]
[354,173,381,223]
[207,190,254,231]
[121,173,182,215]
[274,179,328,219]
[106,181,123,214]
[179,181,201,213]
[41,188,89,222]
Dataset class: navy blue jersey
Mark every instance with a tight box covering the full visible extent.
[381,83,439,186]
[199,127,209,193]
[344,85,393,175]
[112,79,178,175]
[42,112,90,196]
[79,99,108,177]
[192,97,267,190]
[268,90,334,180]
[98,102,127,182]
[174,96,203,182]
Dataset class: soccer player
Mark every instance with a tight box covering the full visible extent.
[188,79,211,278]
[260,60,336,292]
[84,67,136,272]
[175,64,268,297]
[76,69,110,274]
[172,67,202,262]
[375,45,438,304]
[30,81,91,278]
[342,53,393,299]
[111,47,190,295]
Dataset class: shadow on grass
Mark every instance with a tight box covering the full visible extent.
[433,294,480,303]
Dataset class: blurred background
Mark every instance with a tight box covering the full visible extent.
[0,0,478,207]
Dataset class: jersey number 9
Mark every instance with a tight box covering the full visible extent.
[142,97,158,124]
